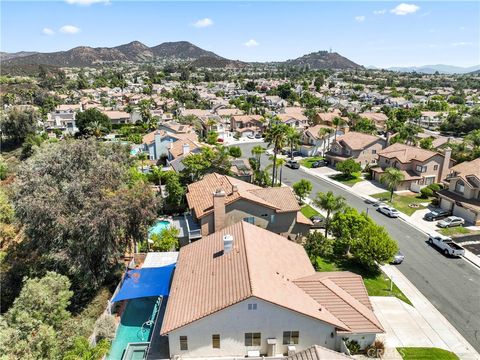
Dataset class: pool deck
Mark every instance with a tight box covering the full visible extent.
[146,296,170,360]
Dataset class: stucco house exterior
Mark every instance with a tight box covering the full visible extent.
[186,173,312,237]
[160,221,383,358]
[438,158,480,225]
[371,143,453,192]
[46,104,82,134]
[142,130,198,161]
[230,115,265,138]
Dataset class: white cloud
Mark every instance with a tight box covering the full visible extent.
[243,39,259,47]
[355,15,366,22]
[65,0,110,5]
[193,18,213,28]
[60,25,80,34]
[451,42,473,47]
[42,27,55,35]
[373,9,386,15]
[390,3,420,16]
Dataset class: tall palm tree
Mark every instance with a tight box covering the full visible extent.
[332,117,345,143]
[251,145,266,171]
[264,122,288,186]
[381,167,405,202]
[318,127,331,155]
[286,127,301,160]
[86,120,108,138]
[267,156,286,186]
[313,191,346,236]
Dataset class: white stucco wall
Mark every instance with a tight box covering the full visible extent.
[167,297,337,358]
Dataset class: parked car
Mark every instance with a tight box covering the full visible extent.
[286,150,302,158]
[372,199,387,207]
[428,234,465,257]
[377,205,400,218]
[392,251,405,264]
[310,215,324,224]
[247,134,255,139]
[311,160,327,168]
[255,133,262,139]
[437,216,465,228]
[424,209,452,221]
[285,160,300,169]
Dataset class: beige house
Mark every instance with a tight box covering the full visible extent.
[186,173,312,237]
[371,143,453,191]
[160,221,383,358]
[358,112,388,131]
[314,109,348,127]
[325,131,386,167]
[438,158,480,225]
[230,115,264,138]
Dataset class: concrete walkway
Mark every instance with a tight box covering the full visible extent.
[381,265,480,360]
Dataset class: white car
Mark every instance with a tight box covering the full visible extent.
[436,216,465,228]
[377,206,400,218]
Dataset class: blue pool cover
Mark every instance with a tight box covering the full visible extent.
[112,264,175,302]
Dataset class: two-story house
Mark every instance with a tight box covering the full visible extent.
[325,131,386,167]
[186,173,312,237]
[142,130,198,161]
[358,112,388,132]
[371,143,453,191]
[46,104,82,134]
[230,115,264,138]
[414,111,445,129]
[438,158,480,225]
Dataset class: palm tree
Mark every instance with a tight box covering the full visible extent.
[86,120,107,138]
[137,152,149,170]
[264,122,288,186]
[318,127,331,155]
[64,337,111,360]
[381,167,405,202]
[286,127,301,160]
[313,191,346,236]
[251,145,266,171]
[332,117,345,143]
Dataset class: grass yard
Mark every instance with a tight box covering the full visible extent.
[301,204,320,219]
[300,157,325,168]
[397,347,459,360]
[314,256,412,305]
[372,191,430,216]
[439,227,478,237]
[330,172,364,187]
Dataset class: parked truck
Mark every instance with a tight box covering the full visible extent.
[428,234,465,257]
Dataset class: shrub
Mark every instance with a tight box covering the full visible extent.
[344,339,361,354]
[0,160,7,180]
[428,183,442,192]
[94,314,117,342]
[366,340,385,358]
[420,187,434,198]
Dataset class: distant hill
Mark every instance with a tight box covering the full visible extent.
[190,56,247,69]
[387,64,480,74]
[0,51,39,61]
[151,41,220,60]
[284,51,362,70]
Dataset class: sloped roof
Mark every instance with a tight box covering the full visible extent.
[336,131,382,150]
[160,221,349,335]
[186,173,300,218]
[450,157,480,181]
[378,143,441,163]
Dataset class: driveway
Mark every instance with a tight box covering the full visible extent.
[351,179,387,195]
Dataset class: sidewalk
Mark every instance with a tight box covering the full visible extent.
[381,265,480,360]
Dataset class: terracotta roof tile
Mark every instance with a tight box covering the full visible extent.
[378,143,440,163]
[336,132,382,150]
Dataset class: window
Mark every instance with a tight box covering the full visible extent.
[180,336,188,351]
[270,214,275,224]
[212,334,220,349]
[385,159,390,164]
[243,217,255,224]
[245,333,261,346]
[416,165,426,173]
[434,165,438,171]
[372,149,377,154]
[283,331,299,345]
[248,303,257,310]
[455,180,465,194]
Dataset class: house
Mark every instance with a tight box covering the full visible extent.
[159,121,196,136]
[102,110,132,125]
[230,115,264,138]
[277,113,309,131]
[414,111,445,129]
[438,158,480,225]
[46,104,82,134]
[358,112,388,131]
[371,143,453,192]
[230,158,254,183]
[325,131,386,167]
[142,130,198,161]
[314,109,348,127]
[186,173,312,237]
[160,221,383,358]
[301,124,337,157]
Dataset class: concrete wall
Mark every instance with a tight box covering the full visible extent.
[167,297,337,358]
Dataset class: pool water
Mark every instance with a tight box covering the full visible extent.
[107,297,160,360]
[148,220,170,238]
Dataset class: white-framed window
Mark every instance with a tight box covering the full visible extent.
[248,303,257,310]
[283,331,299,345]
[180,336,188,351]
[372,149,377,154]
[455,180,465,194]
[245,333,261,346]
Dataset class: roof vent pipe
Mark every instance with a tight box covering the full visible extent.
[223,234,233,254]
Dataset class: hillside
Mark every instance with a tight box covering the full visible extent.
[189,56,247,69]
[285,51,362,70]
[151,41,221,60]
[387,64,480,74]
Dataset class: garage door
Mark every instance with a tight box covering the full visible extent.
[453,205,476,224]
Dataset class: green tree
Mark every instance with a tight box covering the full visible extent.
[352,118,377,134]
[251,145,265,170]
[0,158,7,180]
[332,117,345,143]
[381,167,405,201]
[292,179,312,204]
[264,121,288,186]
[229,146,242,158]
[419,137,433,150]
[85,120,109,138]
[330,207,371,253]
[75,109,112,136]
[150,226,180,251]
[164,172,185,207]
[286,127,301,160]
[313,191,346,236]
[0,107,39,144]
[304,231,334,261]
[336,159,361,178]
[206,131,219,145]
[64,337,111,360]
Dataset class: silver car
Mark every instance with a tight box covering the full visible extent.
[392,251,405,264]
[437,216,465,228]
[378,205,400,218]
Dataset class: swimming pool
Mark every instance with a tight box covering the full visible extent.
[148,220,170,238]
[107,297,161,360]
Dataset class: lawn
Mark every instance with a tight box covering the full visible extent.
[372,191,430,216]
[314,256,412,305]
[301,204,320,218]
[439,227,478,237]
[300,157,325,168]
[330,172,364,187]
[397,347,459,360]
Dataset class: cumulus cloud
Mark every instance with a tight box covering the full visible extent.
[390,3,419,15]
[60,25,80,34]
[42,27,55,35]
[373,9,386,15]
[65,0,110,5]
[243,39,259,47]
[193,18,213,28]
[355,16,366,22]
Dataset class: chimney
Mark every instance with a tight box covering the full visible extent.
[182,143,190,155]
[440,147,452,182]
[213,189,226,232]
[223,234,233,254]
[232,185,238,193]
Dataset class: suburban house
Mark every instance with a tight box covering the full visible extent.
[371,143,453,191]
[325,131,386,167]
[300,124,337,157]
[230,115,265,138]
[160,221,383,358]
[167,139,203,173]
[230,158,254,183]
[277,113,309,131]
[102,110,132,125]
[142,130,198,161]
[314,109,348,127]
[46,104,82,134]
[186,173,312,237]
[438,158,480,225]
[358,112,388,131]
[414,111,445,129]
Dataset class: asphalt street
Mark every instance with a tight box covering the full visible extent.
[236,142,480,351]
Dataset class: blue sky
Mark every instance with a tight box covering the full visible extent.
[1,1,479,67]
